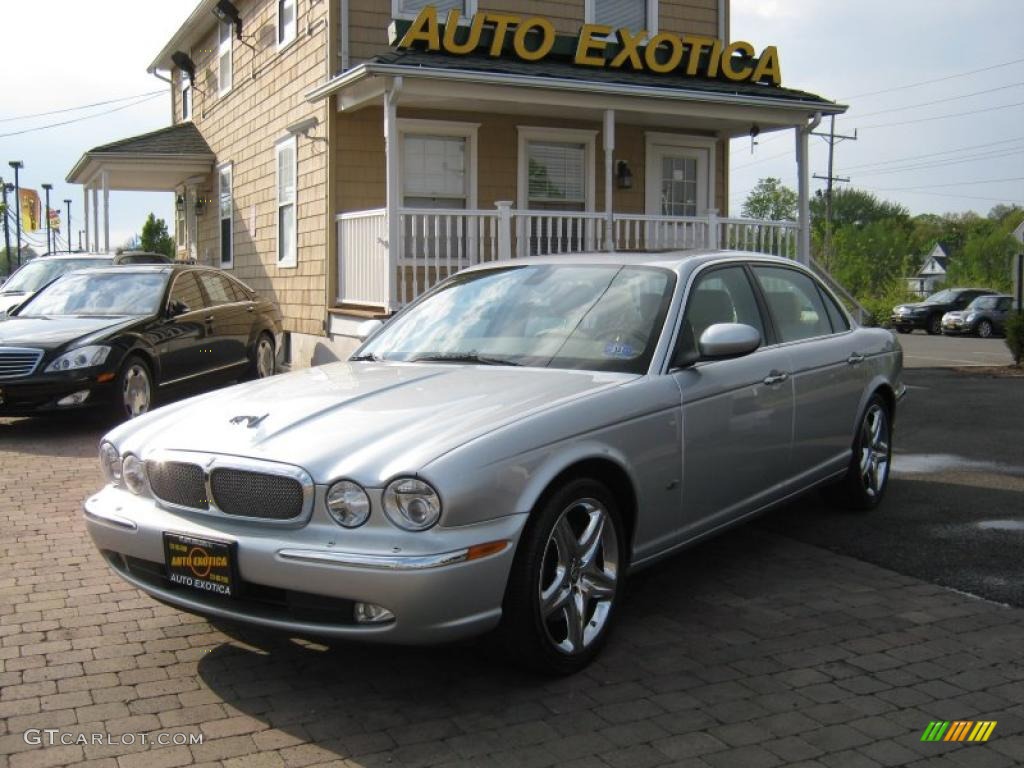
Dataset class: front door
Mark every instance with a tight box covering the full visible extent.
[645,140,712,249]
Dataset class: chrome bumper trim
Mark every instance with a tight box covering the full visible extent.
[84,505,138,531]
[277,547,471,571]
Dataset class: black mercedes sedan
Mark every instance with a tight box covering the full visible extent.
[0,265,283,419]
[890,287,997,335]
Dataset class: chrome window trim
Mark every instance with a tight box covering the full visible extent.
[0,347,45,380]
[144,448,315,526]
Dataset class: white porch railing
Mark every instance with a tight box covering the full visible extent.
[336,205,802,310]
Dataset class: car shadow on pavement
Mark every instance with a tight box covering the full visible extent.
[0,413,108,458]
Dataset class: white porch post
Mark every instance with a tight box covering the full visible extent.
[101,171,110,252]
[91,186,99,252]
[384,77,403,310]
[495,201,513,261]
[795,114,820,266]
[83,186,90,252]
[603,109,615,252]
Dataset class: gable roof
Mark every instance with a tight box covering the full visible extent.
[87,123,213,157]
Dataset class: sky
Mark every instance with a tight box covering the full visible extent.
[1,0,1022,254]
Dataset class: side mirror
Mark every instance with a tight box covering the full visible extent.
[167,300,189,318]
[354,319,384,341]
[698,323,762,360]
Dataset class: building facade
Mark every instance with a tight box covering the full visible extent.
[69,0,844,366]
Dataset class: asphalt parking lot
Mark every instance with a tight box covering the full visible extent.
[2,360,1023,767]
[896,330,1014,368]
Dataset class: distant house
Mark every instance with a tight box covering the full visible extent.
[1013,219,1024,244]
[907,243,952,297]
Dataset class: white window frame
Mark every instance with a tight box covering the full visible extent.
[277,0,298,50]
[276,136,298,268]
[217,164,233,269]
[585,0,659,34]
[644,132,717,218]
[392,0,477,21]
[217,21,233,97]
[517,126,597,213]
[397,119,479,211]
[179,72,191,122]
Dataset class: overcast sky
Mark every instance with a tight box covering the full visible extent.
[1,1,1022,252]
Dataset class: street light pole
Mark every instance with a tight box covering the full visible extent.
[42,184,53,254]
[8,161,23,266]
[1,181,12,267]
[64,200,72,253]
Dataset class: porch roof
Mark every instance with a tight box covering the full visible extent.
[307,49,845,134]
[66,123,215,191]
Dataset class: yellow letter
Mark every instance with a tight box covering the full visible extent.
[513,17,556,61]
[610,27,646,69]
[681,34,716,76]
[575,24,612,66]
[398,6,440,51]
[644,32,684,74]
[751,46,782,85]
[487,13,521,57]
[443,10,485,55]
[721,41,755,81]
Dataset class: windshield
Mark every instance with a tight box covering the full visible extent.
[357,264,675,374]
[923,289,958,304]
[968,296,998,310]
[1,258,111,294]
[18,272,168,317]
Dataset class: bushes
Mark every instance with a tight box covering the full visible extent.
[1006,310,1024,367]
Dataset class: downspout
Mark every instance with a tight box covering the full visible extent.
[340,0,350,71]
[796,112,822,266]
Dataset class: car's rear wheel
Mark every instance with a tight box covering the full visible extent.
[926,315,942,335]
[500,478,625,675]
[976,319,994,339]
[830,394,892,511]
[114,356,152,421]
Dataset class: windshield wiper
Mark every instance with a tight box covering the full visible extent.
[409,352,521,366]
[349,352,382,362]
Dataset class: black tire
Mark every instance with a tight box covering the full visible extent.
[976,319,994,339]
[500,477,626,675]
[111,355,153,421]
[926,315,941,335]
[829,394,892,511]
[249,332,276,380]
[895,327,911,334]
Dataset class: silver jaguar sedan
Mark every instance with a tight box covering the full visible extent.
[84,251,904,674]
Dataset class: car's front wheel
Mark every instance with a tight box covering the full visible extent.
[501,478,625,675]
[250,333,276,379]
[114,355,153,421]
[976,319,994,339]
[830,394,892,511]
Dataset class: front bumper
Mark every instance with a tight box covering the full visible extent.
[0,372,116,415]
[84,484,526,644]
[890,313,927,329]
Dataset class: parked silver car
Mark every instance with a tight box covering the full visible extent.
[84,251,904,673]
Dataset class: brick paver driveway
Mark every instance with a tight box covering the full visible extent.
[2,412,1023,768]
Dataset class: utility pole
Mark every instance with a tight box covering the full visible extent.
[8,161,23,266]
[1,180,11,268]
[64,200,72,253]
[811,116,857,269]
[42,184,53,254]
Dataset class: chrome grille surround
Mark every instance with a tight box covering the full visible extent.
[144,449,314,526]
[0,347,44,380]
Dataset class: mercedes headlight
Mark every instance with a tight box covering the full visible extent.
[382,477,442,531]
[99,442,122,485]
[46,345,111,372]
[325,480,371,528]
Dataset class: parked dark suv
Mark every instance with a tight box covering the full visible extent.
[942,294,1014,338]
[891,288,997,335]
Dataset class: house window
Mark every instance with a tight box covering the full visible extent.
[586,0,658,32]
[402,135,468,210]
[393,0,475,19]
[276,137,297,267]
[218,165,233,268]
[518,128,596,213]
[180,73,191,121]
[218,21,233,96]
[278,0,297,47]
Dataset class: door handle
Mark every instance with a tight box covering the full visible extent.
[204,315,215,324]
[847,353,865,365]
[763,371,789,386]
[246,304,256,313]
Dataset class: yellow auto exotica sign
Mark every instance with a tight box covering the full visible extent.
[394,6,781,86]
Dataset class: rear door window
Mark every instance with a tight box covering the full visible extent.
[197,272,239,305]
[752,266,833,343]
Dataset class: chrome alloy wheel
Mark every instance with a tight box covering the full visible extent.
[122,363,151,418]
[538,498,619,655]
[256,337,275,378]
[859,403,890,499]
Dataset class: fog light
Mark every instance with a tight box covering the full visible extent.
[57,390,90,407]
[354,602,394,625]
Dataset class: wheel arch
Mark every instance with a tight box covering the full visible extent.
[123,346,159,382]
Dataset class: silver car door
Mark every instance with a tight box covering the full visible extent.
[752,265,866,485]
[670,265,795,536]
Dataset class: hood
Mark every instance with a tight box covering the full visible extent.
[0,315,138,350]
[113,361,632,485]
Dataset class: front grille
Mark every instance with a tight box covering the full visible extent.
[147,460,208,510]
[210,468,304,520]
[0,348,43,379]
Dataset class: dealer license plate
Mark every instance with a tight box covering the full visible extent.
[163,532,236,598]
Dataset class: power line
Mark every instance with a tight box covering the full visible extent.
[858,101,1024,130]
[0,90,165,124]
[849,148,1024,178]
[851,82,1024,120]
[838,136,1024,171]
[0,94,164,139]
[858,188,1024,204]
[870,176,1024,192]
[838,57,1024,101]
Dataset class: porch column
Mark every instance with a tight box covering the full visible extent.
[83,185,90,252]
[91,186,99,252]
[101,171,110,253]
[384,77,403,310]
[603,110,615,252]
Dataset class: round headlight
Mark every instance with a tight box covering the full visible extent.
[382,477,442,531]
[99,442,122,485]
[122,454,148,496]
[325,480,371,528]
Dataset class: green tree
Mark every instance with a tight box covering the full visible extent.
[742,177,798,221]
[810,188,909,231]
[139,213,175,258]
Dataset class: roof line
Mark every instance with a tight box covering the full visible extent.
[148,0,220,73]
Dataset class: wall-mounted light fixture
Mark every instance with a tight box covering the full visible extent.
[616,160,633,191]
[171,51,197,87]
[194,196,207,217]
[175,194,186,213]
[287,116,320,139]
[213,0,243,38]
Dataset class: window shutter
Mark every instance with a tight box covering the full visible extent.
[593,0,647,30]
